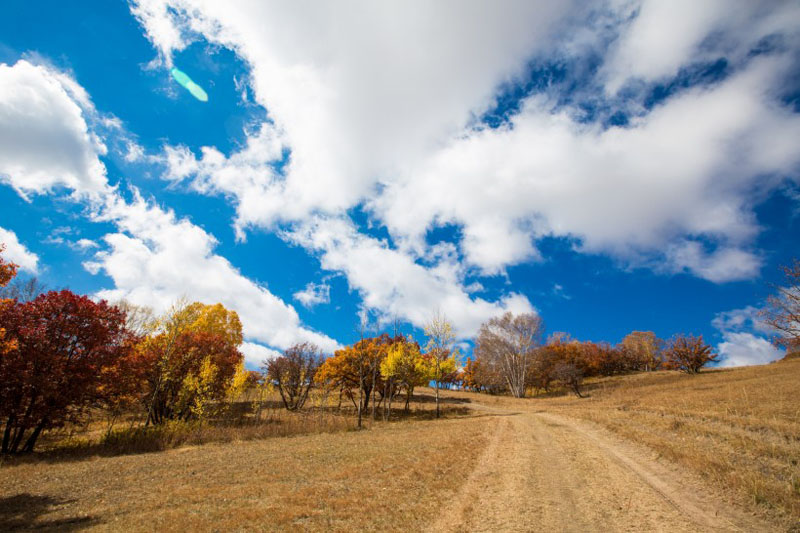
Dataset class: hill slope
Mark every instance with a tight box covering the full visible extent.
[2,360,798,531]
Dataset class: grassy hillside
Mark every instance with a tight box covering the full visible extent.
[530,358,800,527]
[2,361,798,531]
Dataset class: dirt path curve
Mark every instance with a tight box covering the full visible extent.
[431,404,772,532]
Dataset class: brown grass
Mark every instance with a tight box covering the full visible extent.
[0,389,481,531]
[519,359,800,528]
[3,364,799,531]
[1,415,488,530]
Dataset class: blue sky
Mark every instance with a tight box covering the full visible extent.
[1,1,798,368]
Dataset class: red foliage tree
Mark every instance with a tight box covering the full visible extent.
[0,291,136,453]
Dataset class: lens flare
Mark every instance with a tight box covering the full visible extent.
[170,67,208,102]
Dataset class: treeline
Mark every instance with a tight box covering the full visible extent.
[462,314,718,398]
[2,242,796,454]
[0,244,717,454]
[268,312,460,429]
[0,244,465,453]
[0,291,250,454]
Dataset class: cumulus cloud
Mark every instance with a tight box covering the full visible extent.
[72,238,100,251]
[136,1,800,287]
[0,60,109,199]
[601,0,800,93]
[0,54,336,357]
[711,305,772,334]
[293,282,330,310]
[713,305,783,367]
[0,227,39,273]
[85,191,341,353]
[240,341,281,367]
[374,56,800,280]
[161,123,285,238]
[134,0,573,229]
[717,332,784,367]
[285,216,534,338]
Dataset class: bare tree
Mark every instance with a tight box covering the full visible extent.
[553,363,584,398]
[474,312,544,398]
[265,343,323,410]
[762,259,800,354]
[424,311,459,418]
[113,299,157,337]
[0,275,47,302]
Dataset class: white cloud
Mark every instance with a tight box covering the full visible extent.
[137,1,800,286]
[285,216,534,338]
[0,227,39,273]
[134,0,573,229]
[373,56,800,280]
[124,141,146,163]
[664,241,762,283]
[129,0,190,67]
[73,238,99,251]
[240,341,281,368]
[713,304,783,367]
[293,282,330,310]
[712,305,772,335]
[0,54,339,358]
[0,60,109,199]
[87,190,341,353]
[161,123,285,239]
[717,332,784,367]
[601,0,800,93]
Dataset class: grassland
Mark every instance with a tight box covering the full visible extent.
[2,360,799,531]
[531,356,800,528]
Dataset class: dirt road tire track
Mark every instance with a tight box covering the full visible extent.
[431,405,773,532]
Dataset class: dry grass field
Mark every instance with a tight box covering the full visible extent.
[531,356,800,529]
[2,360,799,531]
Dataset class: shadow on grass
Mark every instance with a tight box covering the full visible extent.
[383,406,472,422]
[0,494,98,531]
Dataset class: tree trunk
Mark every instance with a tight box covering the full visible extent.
[435,366,440,419]
[357,378,363,429]
[370,368,377,421]
[21,418,47,453]
[2,415,15,454]
[382,380,389,421]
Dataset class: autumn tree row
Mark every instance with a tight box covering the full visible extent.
[461,312,721,398]
[0,245,248,453]
[265,313,461,428]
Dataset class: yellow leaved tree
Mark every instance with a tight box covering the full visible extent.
[138,300,244,424]
[424,311,459,419]
[380,337,428,417]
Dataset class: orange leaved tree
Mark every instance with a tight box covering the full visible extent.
[664,334,718,374]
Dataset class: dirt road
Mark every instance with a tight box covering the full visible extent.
[432,403,772,532]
